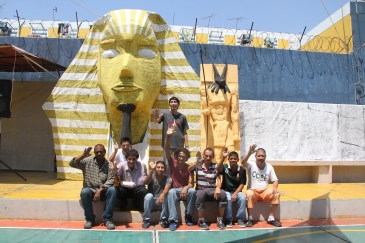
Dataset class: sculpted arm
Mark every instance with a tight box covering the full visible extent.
[231,86,240,141]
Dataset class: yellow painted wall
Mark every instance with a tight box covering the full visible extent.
[19,27,31,37]
[278,39,289,49]
[301,14,352,53]
[77,28,90,38]
[196,33,208,44]
[224,35,237,45]
[48,28,58,38]
[252,37,263,47]
[172,31,179,42]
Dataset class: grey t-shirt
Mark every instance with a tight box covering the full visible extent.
[160,112,189,149]
[147,173,172,197]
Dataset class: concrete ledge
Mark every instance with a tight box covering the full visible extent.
[267,160,365,183]
[1,198,365,223]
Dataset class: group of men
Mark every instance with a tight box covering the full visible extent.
[69,97,282,231]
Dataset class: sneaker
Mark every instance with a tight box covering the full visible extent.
[198,219,209,230]
[160,218,169,228]
[225,221,233,228]
[84,220,94,229]
[217,219,225,230]
[238,220,246,228]
[245,220,253,227]
[169,221,177,231]
[142,220,150,229]
[267,220,282,227]
[184,213,194,226]
[105,221,115,230]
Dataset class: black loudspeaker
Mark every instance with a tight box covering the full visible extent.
[0,79,12,118]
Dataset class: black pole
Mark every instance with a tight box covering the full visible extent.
[299,26,307,48]
[193,18,198,42]
[199,47,209,148]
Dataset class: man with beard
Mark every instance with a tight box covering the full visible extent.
[240,144,281,228]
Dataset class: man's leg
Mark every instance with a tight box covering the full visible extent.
[167,188,180,222]
[195,189,209,229]
[117,186,129,210]
[133,186,147,211]
[102,186,118,222]
[262,188,281,227]
[186,188,196,216]
[216,189,227,230]
[245,189,257,227]
[80,188,95,223]
[236,192,247,222]
[224,191,233,223]
[185,188,196,225]
[142,193,154,221]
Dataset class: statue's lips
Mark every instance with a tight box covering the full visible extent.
[112,84,142,92]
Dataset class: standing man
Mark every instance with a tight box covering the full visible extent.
[189,148,227,230]
[69,144,117,230]
[165,125,196,231]
[117,149,147,211]
[153,96,190,157]
[241,144,282,227]
[217,148,247,228]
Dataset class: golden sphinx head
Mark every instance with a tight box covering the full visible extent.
[96,10,164,143]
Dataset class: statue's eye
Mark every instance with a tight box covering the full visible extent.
[138,48,156,59]
[101,49,119,58]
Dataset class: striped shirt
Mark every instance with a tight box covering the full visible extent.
[196,162,219,190]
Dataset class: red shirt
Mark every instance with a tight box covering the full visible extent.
[168,157,192,188]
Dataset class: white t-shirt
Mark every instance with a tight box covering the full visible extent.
[248,161,278,190]
[114,149,127,164]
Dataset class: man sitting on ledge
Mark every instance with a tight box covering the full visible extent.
[69,144,117,230]
[240,144,282,227]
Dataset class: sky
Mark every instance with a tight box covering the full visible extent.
[0,0,353,34]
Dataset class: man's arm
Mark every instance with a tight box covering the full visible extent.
[230,86,240,142]
[231,184,244,202]
[180,171,195,200]
[69,147,92,169]
[157,181,171,205]
[214,176,222,200]
[272,180,279,194]
[187,151,202,172]
[217,148,228,172]
[165,125,176,161]
[144,158,156,185]
[108,141,119,162]
[184,130,189,149]
[240,144,257,168]
[153,108,163,123]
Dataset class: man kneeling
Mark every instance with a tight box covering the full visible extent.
[241,144,282,227]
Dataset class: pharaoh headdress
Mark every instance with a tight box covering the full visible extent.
[43,9,201,179]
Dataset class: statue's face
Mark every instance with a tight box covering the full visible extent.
[98,33,161,112]
[97,25,161,143]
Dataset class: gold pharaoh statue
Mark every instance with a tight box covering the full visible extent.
[43,9,200,179]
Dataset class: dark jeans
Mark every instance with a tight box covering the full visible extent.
[118,186,147,211]
[80,186,117,222]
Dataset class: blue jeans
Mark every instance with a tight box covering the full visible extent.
[225,191,246,222]
[80,187,117,222]
[167,187,196,222]
[143,193,168,220]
